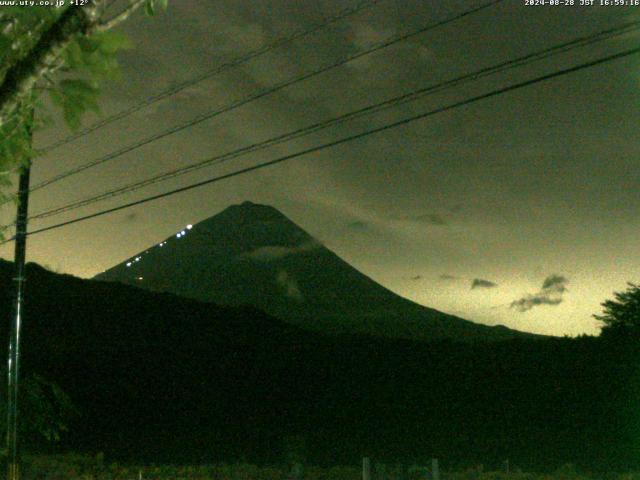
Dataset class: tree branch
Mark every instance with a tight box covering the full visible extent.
[96,0,147,32]
[0,1,105,128]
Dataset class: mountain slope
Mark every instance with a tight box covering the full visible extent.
[0,260,633,471]
[95,201,531,341]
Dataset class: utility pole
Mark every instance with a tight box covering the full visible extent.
[5,111,33,480]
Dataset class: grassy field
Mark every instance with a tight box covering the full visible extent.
[15,455,640,480]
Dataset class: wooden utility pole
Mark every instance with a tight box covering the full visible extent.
[5,112,33,480]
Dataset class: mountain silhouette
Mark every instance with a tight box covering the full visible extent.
[95,201,531,341]
[0,259,630,471]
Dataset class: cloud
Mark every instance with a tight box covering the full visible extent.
[471,278,498,290]
[439,274,458,281]
[510,274,569,312]
[276,270,303,302]
[245,241,320,262]
[542,274,568,291]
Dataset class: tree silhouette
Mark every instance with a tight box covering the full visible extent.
[594,282,640,334]
[0,371,77,450]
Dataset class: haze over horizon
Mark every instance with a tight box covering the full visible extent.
[0,0,638,337]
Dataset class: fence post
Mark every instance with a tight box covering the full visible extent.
[363,458,371,480]
[431,459,439,480]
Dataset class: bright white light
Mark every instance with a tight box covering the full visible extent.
[186,224,193,230]
[176,233,181,238]
[126,262,132,267]
[137,276,143,281]
[181,230,186,235]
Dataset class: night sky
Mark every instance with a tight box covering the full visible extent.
[1,0,639,337]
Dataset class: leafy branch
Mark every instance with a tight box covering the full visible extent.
[0,0,168,179]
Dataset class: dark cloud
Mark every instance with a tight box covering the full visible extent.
[510,295,562,312]
[245,241,321,262]
[471,278,498,289]
[439,274,457,281]
[510,274,569,312]
[542,274,568,291]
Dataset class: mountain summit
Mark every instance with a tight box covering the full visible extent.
[95,201,529,341]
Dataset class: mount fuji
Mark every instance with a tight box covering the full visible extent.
[95,201,531,342]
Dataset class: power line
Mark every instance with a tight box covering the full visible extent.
[39,0,385,153]
[3,44,637,244]
[25,19,640,223]
[29,0,503,193]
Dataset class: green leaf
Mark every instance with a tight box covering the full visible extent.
[63,40,83,69]
[94,31,132,54]
[59,78,98,99]
[52,79,101,131]
[0,34,12,63]
[48,88,63,107]
[145,0,156,16]
[77,36,100,54]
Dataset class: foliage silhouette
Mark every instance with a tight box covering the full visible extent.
[594,282,640,336]
[0,369,76,451]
